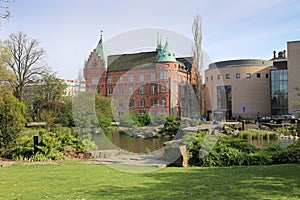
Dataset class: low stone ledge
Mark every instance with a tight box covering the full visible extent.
[90,150,119,158]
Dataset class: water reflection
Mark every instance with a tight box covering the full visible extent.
[92,131,168,153]
[247,138,294,148]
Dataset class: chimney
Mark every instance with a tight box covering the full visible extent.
[283,50,286,58]
[273,50,276,59]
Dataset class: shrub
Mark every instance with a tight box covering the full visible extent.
[119,111,151,127]
[12,127,96,161]
[186,132,296,167]
[98,116,113,128]
[245,152,273,166]
[273,140,300,164]
[149,112,167,126]
[159,116,180,136]
[0,92,26,158]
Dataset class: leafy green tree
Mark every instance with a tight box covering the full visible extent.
[28,72,67,123]
[57,96,75,127]
[119,111,151,127]
[73,92,113,130]
[0,92,26,157]
[95,94,113,128]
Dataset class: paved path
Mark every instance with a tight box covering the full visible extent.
[83,153,168,168]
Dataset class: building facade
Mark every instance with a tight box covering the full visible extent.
[205,59,273,119]
[83,36,198,119]
[270,50,288,116]
[62,78,86,97]
[83,35,106,90]
[287,40,300,116]
[205,44,300,120]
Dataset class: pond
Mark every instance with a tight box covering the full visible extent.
[92,131,169,153]
[247,138,294,148]
[92,130,297,154]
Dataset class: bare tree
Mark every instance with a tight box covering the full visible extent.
[0,0,14,19]
[192,15,205,116]
[4,32,46,101]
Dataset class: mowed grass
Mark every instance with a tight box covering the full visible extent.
[0,161,299,200]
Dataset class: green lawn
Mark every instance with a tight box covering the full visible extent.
[0,162,299,200]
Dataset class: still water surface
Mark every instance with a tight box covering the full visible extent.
[92,131,295,153]
[92,131,169,153]
[247,138,294,148]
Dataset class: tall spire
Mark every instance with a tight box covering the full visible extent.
[83,59,87,68]
[163,37,169,51]
[96,30,107,68]
[156,32,162,51]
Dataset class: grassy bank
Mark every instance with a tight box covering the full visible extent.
[0,161,299,200]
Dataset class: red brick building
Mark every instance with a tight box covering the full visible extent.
[84,35,198,118]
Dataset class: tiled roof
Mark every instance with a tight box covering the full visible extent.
[107,51,158,72]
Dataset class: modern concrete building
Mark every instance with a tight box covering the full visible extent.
[205,59,273,120]
[270,50,288,116]
[288,40,300,116]
[204,40,299,120]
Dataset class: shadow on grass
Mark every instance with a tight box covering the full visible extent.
[85,164,300,200]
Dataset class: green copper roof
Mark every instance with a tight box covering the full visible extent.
[83,59,87,68]
[157,40,177,63]
[96,36,107,67]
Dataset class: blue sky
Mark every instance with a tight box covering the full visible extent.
[0,0,299,79]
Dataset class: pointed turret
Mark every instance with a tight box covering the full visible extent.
[96,31,107,67]
[157,39,177,63]
[156,32,163,52]
[83,59,87,68]
[163,38,170,51]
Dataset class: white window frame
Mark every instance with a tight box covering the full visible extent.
[107,76,112,83]
[128,86,134,95]
[118,87,123,95]
[150,72,156,81]
[118,100,124,108]
[118,75,123,83]
[139,74,144,82]
[160,71,167,80]
[128,74,134,82]
[92,77,98,85]
[140,99,145,107]
[151,84,156,94]
[140,85,144,94]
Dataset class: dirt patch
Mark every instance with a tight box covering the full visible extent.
[20,161,59,165]
[0,160,59,167]
[0,161,15,167]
